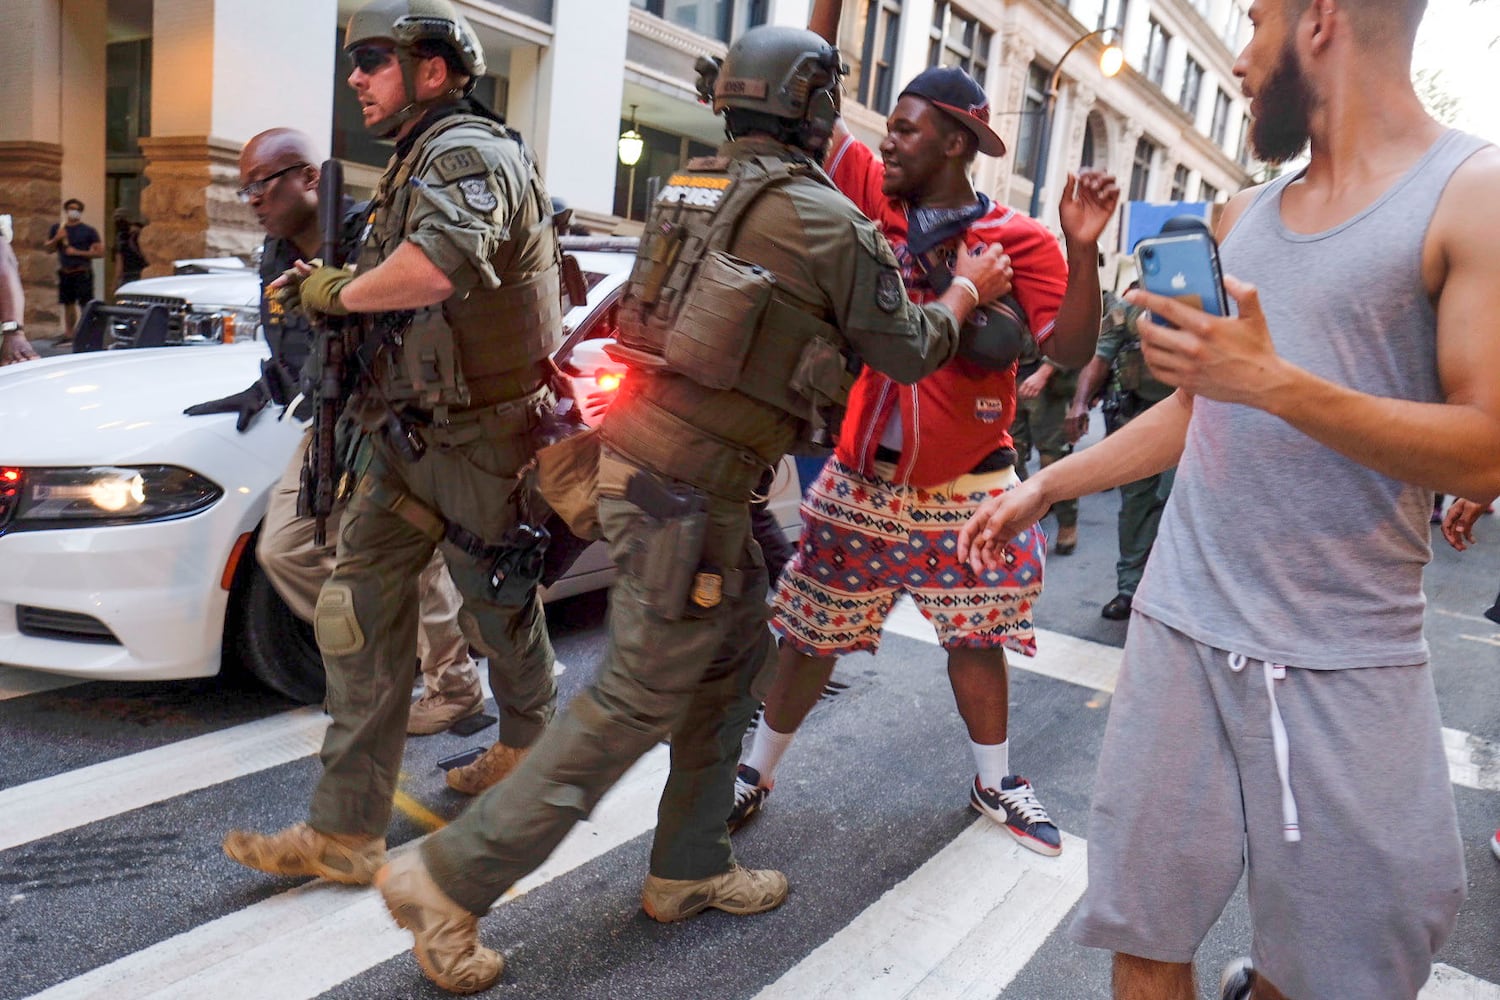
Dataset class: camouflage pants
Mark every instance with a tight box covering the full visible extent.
[421,449,775,914]
[307,420,557,838]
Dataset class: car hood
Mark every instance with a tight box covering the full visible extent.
[0,343,278,466]
[116,272,260,310]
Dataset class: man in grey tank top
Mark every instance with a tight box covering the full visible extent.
[959,1,1500,998]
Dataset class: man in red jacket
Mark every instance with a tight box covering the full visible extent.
[731,65,1118,855]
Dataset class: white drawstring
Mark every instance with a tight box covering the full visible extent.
[1227,653,1302,843]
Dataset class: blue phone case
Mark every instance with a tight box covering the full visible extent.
[1134,232,1228,322]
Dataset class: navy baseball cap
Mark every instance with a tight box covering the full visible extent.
[899,66,1006,157]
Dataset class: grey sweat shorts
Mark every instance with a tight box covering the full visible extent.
[1069,612,1465,1000]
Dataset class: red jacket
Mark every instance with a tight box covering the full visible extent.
[828,135,1068,487]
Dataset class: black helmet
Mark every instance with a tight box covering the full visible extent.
[345,0,485,137]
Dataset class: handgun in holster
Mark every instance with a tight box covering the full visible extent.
[488,522,551,606]
[625,471,710,621]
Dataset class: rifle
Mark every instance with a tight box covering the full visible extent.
[305,159,347,547]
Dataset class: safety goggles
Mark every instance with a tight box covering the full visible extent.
[235,163,309,203]
[347,44,397,75]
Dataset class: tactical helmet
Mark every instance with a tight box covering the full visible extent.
[697,27,842,152]
[345,0,486,136]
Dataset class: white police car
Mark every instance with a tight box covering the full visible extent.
[0,239,803,702]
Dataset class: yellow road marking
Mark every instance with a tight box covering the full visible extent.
[391,787,445,832]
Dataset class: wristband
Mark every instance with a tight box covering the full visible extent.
[950,275,980,308]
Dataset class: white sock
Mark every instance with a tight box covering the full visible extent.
[743,724,797,787]
[971,739,1010,791]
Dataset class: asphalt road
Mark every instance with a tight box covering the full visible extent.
[1,471,1497,1000]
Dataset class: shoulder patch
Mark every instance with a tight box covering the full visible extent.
[431,148,487,183]
[876,270,904,313]
[853,219,901,269]
[457,177,499,213]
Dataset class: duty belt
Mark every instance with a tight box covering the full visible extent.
[406,382,554,473]
[601,388,772,502]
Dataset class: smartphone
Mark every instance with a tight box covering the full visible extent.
[1134,231,1229,325]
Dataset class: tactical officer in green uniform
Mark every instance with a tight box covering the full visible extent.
[370,26,1016,994]
[1066,285,1175,619]
[1011,341,1081,554]
[222,0,563,883]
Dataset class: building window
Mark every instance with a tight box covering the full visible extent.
[1200,179,1220,203]
[1210,88,1232,146]
[631,0,767,43]
[1179,57,1203,116]
[1223,1,1246,50]
[929,2,993,86]
[1013,62,1048,179]
[1236,114,1251,165]
[858,0,903,113]
[1097,0,1130,37]
[1145,19,1171,85]
[1169,164,1190,201]
[1129,136,1157,201]
[1081,124,1096,168]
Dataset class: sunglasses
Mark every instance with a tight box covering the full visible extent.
[235,163,309,203]
[348,44,396,75]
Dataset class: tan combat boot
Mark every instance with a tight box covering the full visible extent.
[407,683,484,736]
[222,823,386,885]
[1055,523,1078,555]
[445,743,529,796]
[376,852,504,995]
[640,864,789,923]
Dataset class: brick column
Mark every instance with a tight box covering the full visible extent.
[0,141,63,332]
[137,135,260,276]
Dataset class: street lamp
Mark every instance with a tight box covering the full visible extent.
[618,104,643,221]
[1027,27,1124,220]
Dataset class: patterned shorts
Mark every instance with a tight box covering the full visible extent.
[771,456,1046,657]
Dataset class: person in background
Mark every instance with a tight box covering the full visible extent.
[44,197,103,345]
[113,208,148,288]
[1065,283,1175,620]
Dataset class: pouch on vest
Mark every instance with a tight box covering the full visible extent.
[398,308,468,410]
[536,425,602,541]
[664,251,776,389]
[788,336,849,433]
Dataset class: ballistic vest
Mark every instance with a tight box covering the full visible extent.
[611,151,854,442]
[357,112,562,416]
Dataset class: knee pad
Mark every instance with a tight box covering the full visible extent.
[314,583,365,656]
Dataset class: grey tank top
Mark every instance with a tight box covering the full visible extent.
[1132,129,1492,669]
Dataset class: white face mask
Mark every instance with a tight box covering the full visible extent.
[66,210,82,222]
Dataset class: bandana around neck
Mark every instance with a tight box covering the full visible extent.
[905,193,989,257]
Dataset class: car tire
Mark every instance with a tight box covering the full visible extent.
[229,561,326,704]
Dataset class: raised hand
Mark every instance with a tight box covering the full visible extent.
[1058,170,1121,246]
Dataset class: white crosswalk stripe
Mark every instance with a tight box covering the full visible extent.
[9,613,1498,1000]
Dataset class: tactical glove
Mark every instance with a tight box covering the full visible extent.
[183,360,298,432]
[183,381,268,432]
[298,265,355,317]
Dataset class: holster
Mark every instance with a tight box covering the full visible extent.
[626,471,709,621]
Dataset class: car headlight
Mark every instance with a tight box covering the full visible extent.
[182,306,259,344]
[0,465,222,531]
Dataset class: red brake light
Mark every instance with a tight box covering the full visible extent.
[596,372,623,392]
